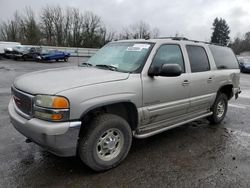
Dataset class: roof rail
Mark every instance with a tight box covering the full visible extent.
[155,37,226,46]
[156,37,189,41]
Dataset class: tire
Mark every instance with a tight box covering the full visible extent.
[64,57,68,62]
[241,67,245,73]
[78,113,132,171]
[56,59,59,62]
[22,55,28,61]
[208,92,228,124]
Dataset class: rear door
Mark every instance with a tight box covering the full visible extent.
[186,45,214,113]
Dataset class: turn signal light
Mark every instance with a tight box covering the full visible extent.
[52,97,69,109]
[51,113,63,120]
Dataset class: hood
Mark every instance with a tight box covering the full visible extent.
[14,66,130,95]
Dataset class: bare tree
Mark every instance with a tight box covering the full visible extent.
[118,21,160,40]
[81,11,102,47]
[71,8,84,47]
[0,6,160,48]
[0,8,40,44]
[131,21,151,39]
[21,7,40,44]
[63,8,72,46]
[119,27,132,40]
[0,12,19,41]
[52,6,64,46]
[151,28,160,38]
[40,6,55,45]
[229,32,250,54]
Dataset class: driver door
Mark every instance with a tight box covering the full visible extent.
[142,44,190,126]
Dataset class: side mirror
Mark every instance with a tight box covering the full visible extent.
[148,64,182,77]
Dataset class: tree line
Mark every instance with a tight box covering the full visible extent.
[0,6,159,48]
[229,32,250,55]
[210,17,250,55]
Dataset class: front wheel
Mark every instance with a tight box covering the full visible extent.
[208,92,228,124]
[22,55,28,61]
[78,113,132,171]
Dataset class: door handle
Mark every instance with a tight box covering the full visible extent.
[207,77,213,83]
[182,80,190,86]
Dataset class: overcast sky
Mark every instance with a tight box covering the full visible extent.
[1,0,250,41]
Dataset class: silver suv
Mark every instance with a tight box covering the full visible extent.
[8,38,241,171]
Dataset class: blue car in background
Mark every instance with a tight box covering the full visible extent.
[238,56,250,73]
[37,49,70,62]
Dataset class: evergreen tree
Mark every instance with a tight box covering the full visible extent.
[211,18,230,46]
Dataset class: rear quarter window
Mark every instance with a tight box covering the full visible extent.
[209,45,239,69]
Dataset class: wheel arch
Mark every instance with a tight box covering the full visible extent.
[79,101,139,136]
[218,84,233,100]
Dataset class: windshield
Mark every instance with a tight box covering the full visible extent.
[85,42,153,72]
[238,57,250,64]
[14,46,30,52]
[243,58,250,64]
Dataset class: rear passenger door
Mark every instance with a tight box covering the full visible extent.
[186,45,214,114]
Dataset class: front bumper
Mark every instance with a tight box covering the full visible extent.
[8,99,81,157]
[233,87,241,99]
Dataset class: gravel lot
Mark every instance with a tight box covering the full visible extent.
[0,58,250,188]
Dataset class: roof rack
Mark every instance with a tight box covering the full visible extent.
[155,37,226,46]
[156,37,189,41]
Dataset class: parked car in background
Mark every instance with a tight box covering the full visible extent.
[237,56,250,73]
[13,46,42,61]
[37,49,70,62]
[0,41,21,59]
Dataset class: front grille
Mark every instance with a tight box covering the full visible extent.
[11,87,33,117]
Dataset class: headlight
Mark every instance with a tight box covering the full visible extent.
[34,95,69,109]
[33,95,70,121]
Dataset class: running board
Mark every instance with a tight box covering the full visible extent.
[133,112,213,139]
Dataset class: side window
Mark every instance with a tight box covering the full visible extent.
[209,45,239,69]
[152,44,185,72]
[186,45,210,72]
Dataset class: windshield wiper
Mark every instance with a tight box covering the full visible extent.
[95,64,118,71]
[81,62,93,67]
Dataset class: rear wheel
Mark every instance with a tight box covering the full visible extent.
[78,113,132,171]
[208,92,228,124]
[64,57,68,62]
[22,55,28,61]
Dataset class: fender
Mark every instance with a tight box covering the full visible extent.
[80,99,133,119]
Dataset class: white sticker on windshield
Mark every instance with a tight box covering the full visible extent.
[127,47,142,51]
[133,44,150,49]
[126,44,150,52]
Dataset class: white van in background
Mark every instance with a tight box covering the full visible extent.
[0,41,21,59]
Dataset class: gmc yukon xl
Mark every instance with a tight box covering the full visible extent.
[8,38,240,171]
